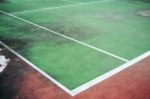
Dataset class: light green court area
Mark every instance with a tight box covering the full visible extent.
[0,0,150,89]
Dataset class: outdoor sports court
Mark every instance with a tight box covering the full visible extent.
[0,0,150,96]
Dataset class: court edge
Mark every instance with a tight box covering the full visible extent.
[0,9,129,96]
[0,5,150,95]
[0,41,73,95]
[0,10,129,62]
[1,42,150,96]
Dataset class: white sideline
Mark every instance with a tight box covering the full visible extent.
[0,10,129,62]
[71,51,150,96]
[11,0,114,14]
[0,41,73,95]
[0,41,149,96]
[62,0,82,4]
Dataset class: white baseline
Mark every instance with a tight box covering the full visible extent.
[0,10,150,96]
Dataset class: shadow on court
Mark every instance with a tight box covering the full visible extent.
[0,44,29,99]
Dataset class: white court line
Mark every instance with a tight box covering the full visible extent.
[62,0,82,4]
[0,41,149,96]
[11,0,114,14]
[0,10,129,62]
[71,51,150,96]
[0,10,150,96]
[0,41,73,95]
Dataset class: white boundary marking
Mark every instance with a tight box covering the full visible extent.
[0,41,73,95]
[11,0,114,14]
[71,51,150,96]
[0,10,129,62]
[0,55,9,73]
[1,10,150,96]
[0,41,150,96]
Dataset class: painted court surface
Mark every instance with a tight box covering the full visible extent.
[0,0,150,97]
[0,45,150,99]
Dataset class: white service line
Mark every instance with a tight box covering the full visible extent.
[11,0,114,14]
[0,10,129,62]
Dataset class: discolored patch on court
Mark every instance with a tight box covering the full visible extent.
[0,44,28,99]
[40,21,98,41]
[14,55,150,99]
[138,10,150,17]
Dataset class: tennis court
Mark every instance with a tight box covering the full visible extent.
[0,0,150,96]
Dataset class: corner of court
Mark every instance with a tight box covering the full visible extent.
[0,43,150,99]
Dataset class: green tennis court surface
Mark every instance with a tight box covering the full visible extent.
[0,0,150,90]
